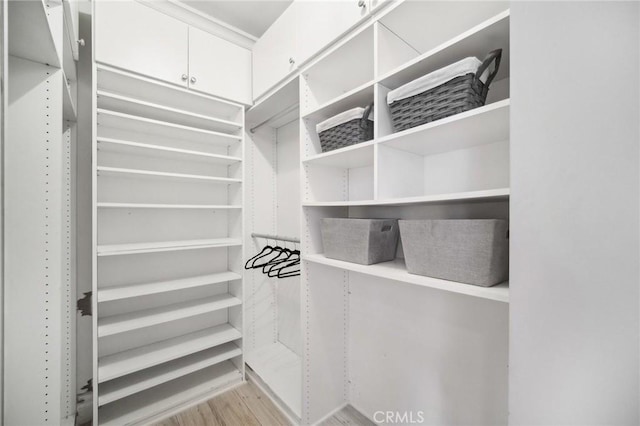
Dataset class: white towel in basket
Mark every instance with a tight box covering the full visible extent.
[316,107,373,134]
[387,57,490,105]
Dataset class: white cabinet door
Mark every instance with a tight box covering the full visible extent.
[188,27,252,105]
[252,2,298,100]
[95,0,189,87]
[296,0,369,66]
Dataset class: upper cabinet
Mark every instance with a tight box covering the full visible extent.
[94,1,251,105]
[296,0,369,66]
[188,27,252,105]
[95,0,189,87]
[252,0,377,101]
[252,2,299,101]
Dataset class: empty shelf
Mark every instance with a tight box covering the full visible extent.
[303,140,375,169]
[303,254,509,303]
[97,238,242,257]
[303,188,510,207]
[98,323,242,382]
[97,202,242,210]
[98,361,242,426]
[98,272,242,302]
[97,166,242,184]
[98,342,242,406]
[98,293,242,337]
[96,109,241,146]
[8,0,61,67]
[97,138,242,165]
[97,90,242,134]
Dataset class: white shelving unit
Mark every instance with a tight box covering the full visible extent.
[304,254,509,303]
[298,3,511,424]
[5,1,78,424]
[93,59,245,424]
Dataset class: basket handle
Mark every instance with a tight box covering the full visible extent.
[476,49,502,87]
[360,102,374,130]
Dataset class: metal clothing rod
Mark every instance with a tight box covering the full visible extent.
[251,232,300,244]
[249,103,299,133]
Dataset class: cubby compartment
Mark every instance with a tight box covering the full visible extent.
[303,162,374,205]
[375,5,510,140]
[376,1,509,78]
[377,140,509,201]
[301,25,374,115]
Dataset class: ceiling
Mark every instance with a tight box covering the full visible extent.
[180,0,293,38]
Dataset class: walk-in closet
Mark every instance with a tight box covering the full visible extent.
[1,1,638,426]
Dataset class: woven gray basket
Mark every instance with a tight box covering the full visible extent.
[389,49,502,132]
[318,104,374,152]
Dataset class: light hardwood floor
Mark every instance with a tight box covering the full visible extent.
[153,380,374,426]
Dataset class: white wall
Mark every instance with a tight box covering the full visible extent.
[510,2,639,424]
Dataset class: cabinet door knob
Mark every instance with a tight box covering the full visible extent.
[358,0,366,8]
[181,74,188,81]
[289,57,295,65]
[190,76,197,83]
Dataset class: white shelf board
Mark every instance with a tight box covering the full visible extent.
[96,109,241,146]
[303,140,375,169]
[304,254,509,303]
[378,10,510,90]
[97,202,242,210]
[303,188,510,207]
[246,342,302,418]
[97,64,243,122]
[63,73,76,121]
[8,0,61,67]
[97,90,242,134]
[99,342,242,406]
[99,361,242,426]
[247,76,300,129]
[379,99,510,156]
[97,166,242,184]
[97,238,242,257]
[98,323,242,382]
[302,80,375,122]
[98,272,242,303]
[98,293,242,337]
[97,137,242,165]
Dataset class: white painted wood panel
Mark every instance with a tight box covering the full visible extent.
[94,0,188,87]
[348,273,508,424]
[296,0,369,66]
[252,2,298,100]
[188,27,251,105]
[5,56,64,426]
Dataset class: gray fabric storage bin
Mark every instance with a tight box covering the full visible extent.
[321,218,399,265]
[399,219,508,287]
